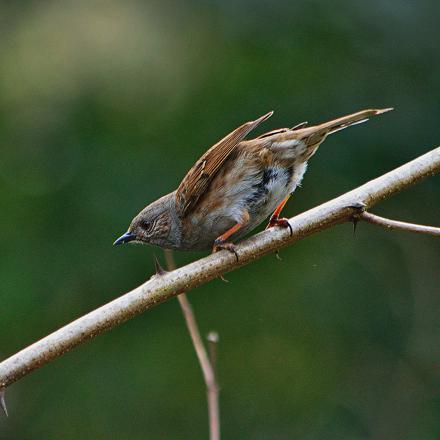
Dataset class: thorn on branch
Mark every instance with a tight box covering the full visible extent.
[352,217,359,235]
[348,201,367,236]
[0,389,8,417]
[153,255,167,276]
[218,274,229,283]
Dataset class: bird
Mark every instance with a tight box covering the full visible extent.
[114,108,392,256]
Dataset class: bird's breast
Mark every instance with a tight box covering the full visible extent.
[247,161,307,209]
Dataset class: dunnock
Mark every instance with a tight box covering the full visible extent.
[114,108,392,255]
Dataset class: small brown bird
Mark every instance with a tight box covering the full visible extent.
[114,108,392,255]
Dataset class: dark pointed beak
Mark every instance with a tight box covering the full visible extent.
[113,232,136,246]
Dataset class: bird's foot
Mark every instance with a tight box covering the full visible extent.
[213,240,239,261]
[266,217,293,236]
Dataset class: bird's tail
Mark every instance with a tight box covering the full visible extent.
[314,108,393,136]
[259,107,393,162]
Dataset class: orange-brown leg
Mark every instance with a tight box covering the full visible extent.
[266,195,293,236]
[213,212,249,261]
[212,223,242,261]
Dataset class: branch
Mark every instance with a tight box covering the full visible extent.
[0,146,439,393]
[164,250,220,440]
[359,211,440,236]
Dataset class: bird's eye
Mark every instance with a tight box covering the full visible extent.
[141,221,151,230]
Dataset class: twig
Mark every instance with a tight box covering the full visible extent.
[0,146,439,391]
[164,250,220,440]
[359,211,440,236]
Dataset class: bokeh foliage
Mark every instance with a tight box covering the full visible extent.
[1,1,439,438]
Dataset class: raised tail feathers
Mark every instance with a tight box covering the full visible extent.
[318,108,393,135]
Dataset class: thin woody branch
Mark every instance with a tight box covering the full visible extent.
[0,146,439,394]
[176,294,220,440]
[164,250,220,440]
[359,211,440,236]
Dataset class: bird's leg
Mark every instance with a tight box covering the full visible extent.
[266,195,293,236]
[213,212,249,261]
[213,223,243,261]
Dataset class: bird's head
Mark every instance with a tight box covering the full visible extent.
[113,193,176,248]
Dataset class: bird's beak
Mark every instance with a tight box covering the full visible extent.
[113,232,136,246]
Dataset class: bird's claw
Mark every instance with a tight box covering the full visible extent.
[213,241,239,261]
[266,217,293,236]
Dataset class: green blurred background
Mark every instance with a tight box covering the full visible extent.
[1,1,439,438]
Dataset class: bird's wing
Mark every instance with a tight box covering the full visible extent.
[175,111,273,216]
[256,122,308,139]
[256,128,289,139]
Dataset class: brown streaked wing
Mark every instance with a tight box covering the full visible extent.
[175,111,273,216]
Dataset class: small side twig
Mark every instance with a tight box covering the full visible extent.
[360,211,440,236]
[164,250,220,440]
